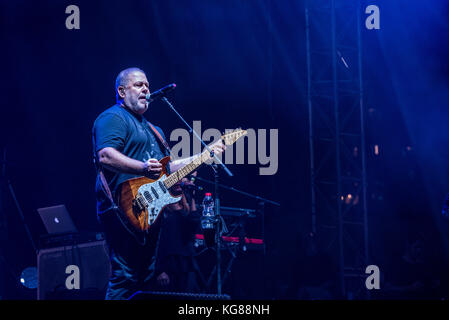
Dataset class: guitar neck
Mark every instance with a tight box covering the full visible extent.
[164,151,210,188]
[164,129,247,189]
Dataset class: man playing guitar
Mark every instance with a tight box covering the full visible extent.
[92,67,225,300]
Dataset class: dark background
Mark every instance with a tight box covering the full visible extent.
[1,0,449,299]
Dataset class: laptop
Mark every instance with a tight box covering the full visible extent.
[37,205,78,235]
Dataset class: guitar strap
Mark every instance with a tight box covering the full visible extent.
[147,122,171,154]
[99,170,113,200]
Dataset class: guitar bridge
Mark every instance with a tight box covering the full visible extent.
[132,194,146,213]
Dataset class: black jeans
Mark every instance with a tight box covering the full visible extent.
[155,254,202,293]
[99,209,160,300]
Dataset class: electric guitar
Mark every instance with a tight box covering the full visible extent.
[118,129,247,232]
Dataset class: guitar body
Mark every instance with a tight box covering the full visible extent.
[118,156,182,232]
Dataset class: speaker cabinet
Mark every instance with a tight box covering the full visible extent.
[37,240,111,300]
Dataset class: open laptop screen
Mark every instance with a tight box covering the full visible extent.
[37,205,78,234]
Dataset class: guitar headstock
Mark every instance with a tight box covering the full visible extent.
[221,128,247,146]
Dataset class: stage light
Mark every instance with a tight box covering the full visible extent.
[345,194,353,205]
[19,267,37,289]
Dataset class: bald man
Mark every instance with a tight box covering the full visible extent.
[92,68,224,299]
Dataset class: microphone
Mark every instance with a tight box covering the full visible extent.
[145,83,176,102]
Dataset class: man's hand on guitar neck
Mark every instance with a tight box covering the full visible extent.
[205,139,227,164]
[208,139,227,157]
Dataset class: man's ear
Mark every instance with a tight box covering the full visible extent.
[118,86,126,99]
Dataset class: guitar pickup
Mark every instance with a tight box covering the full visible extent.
[158,181,167,193]
[132,195,146,212]
[151,186,159,199]
[143,190,153,203]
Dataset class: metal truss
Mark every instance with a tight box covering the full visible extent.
[305,0,369,299]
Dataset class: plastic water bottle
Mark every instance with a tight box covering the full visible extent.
[201,193,215,247]
[201,193,215,230]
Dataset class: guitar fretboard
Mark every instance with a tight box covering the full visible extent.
[163,129,246,189]
[164,151,211,189]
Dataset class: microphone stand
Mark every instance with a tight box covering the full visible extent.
[159,96,232,295]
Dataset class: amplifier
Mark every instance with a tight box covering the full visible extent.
[37,240,111,300]
[38,232,105,249]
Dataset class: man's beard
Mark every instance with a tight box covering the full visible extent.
[128,99,148,114]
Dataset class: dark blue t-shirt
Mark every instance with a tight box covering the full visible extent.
[92,104,170,213]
